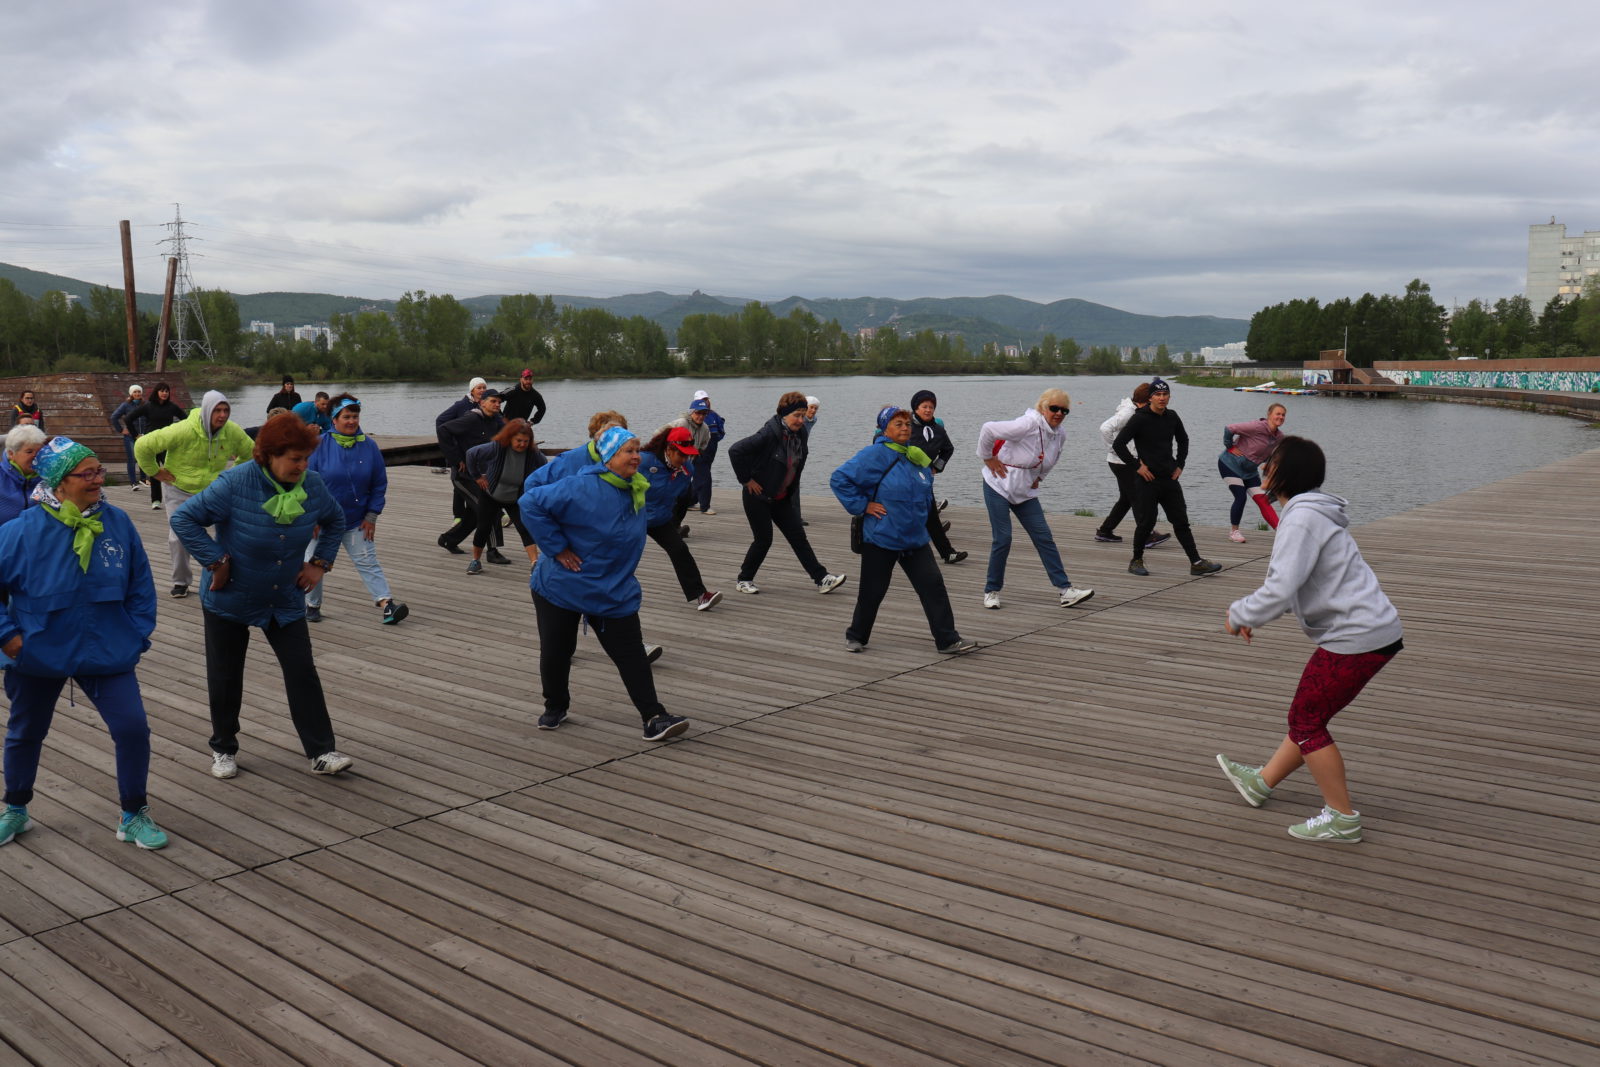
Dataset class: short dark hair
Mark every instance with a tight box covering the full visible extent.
[1265,435,1325,501]
[315,390,330,401]
[253,412,321,464]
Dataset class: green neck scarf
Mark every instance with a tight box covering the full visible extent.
[598,470,650,512]
[586,440,601,462]
[259,465,308,524]
[7,456,30,482]
[330,431,366,448]
[41,499,104,572]
[883,441,932,467]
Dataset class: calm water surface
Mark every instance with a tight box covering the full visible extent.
[231,375,1596,526]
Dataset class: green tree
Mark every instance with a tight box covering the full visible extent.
[192,289,243,361]
[1575,278,1600,354]
[1491,295,1536,357]
[1057,337,1081,368]
[1448,299,1494,359]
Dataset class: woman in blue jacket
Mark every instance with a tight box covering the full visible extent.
[0,437,167,850]
[639,425,720,611]
[831,407,975,656]
[304,395,408,624]
[0,423,44,529]
[171,415,353,781]
[519,426,688,742]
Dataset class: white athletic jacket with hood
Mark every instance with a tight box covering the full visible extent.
[976,407,1064,504]
[1228,491,1402,655]
[1099,397,1139,466]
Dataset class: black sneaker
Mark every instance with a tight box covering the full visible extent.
[645,644,663,664]
[943,550,968,564]
[1144,532,1172,549]
[940,519,952,533]
[1190,559,1223,575]
[1094,531,1122,543]
[305,604,323,623]
[1128,558,1150,576]
[485,547,512,565]
[938,639,979,655]
[937,499,949,512]
[679,526,690,539]
[170,584,188,598]
[437,534,465,555]
[642,714,689,741]
[382,601,409,625]
[537,709,568,730]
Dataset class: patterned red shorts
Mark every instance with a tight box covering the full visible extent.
[1287,645,1397,754]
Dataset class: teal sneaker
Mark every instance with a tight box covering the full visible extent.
[116,807,169,850]
[1216,754,1271,807]
[0,805,32,845]
[1287,806,1362,844]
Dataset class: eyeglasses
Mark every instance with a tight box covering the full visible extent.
[1047,405,1069,415]
[65,467,108,481]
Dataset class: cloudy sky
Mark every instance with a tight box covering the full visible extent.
[3,0,1597,318]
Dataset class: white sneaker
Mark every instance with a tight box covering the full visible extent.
[310,752,354,775]
[1229,529,1247,543]
[1059,586,1095,608]
[211,752,237,779]
[736,580,760,594]
[150,500,163,510]
[701,508,717,516]
[817,573,848,595]
[694,590,722,611]
[983,591,1001,610]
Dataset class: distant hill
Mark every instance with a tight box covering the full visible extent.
[0,262,1246,350]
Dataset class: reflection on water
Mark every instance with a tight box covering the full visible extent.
[228,375,1595,525]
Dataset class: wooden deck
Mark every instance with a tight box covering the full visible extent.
[2,452,1597,1066]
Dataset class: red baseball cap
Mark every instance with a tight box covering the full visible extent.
[666,426,700,455]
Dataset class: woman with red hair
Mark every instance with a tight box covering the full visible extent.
[171,415,354,781]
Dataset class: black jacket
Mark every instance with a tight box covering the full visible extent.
[437,410,506,471]
[1113,407,1188,478]
[128,397,185,432]
[729,415,808,502]
[266,390,301,414]
[501,384,546,425]
[909,414,954,473]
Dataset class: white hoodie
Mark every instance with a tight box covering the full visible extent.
[976,407,1063,504]
[1099,397,1139,466]
[1228,491,1402,654]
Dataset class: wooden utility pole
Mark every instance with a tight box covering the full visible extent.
[119,220,139,371]
[154,257,177,372]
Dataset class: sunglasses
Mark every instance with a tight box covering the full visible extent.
[1047,405,1069,415]
[65,467,108,481]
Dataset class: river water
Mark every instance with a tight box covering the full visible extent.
[228,375,1596,526]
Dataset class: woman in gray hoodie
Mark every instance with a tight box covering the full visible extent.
[1214,436,1403,844]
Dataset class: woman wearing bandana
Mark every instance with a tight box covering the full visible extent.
[0,437,167,850]
[304,394,409,625]
[519,426,689,742]
[831,407,975,655]
[170,416,352,781]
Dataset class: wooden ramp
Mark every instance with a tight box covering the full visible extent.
[2,453,1597,1065]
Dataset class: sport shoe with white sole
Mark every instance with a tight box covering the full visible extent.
[645,645,663,664]
[211,752,238,779]
[844,637,866,653]
[817,573,848,594]
[537,709,568,730]
[736,580,760,594]
[983,591,1001,609]
[1229,529,1247,543]
[694,590,722,611]
[938,639,979,655]
[642,714,689,741]
[116,807,168,850]
[1215,754,1270,807]
[310,752,354,775]
[0,805,32,846]
[1287,806,1362,843]
[1059,586,1095,608]
[1190,559,1223,575]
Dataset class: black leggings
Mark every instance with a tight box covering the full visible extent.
[532,592,665,724]
[648,522,707,601]
[479,497,534,549]
[738,492,825,583]
[1132,477,1200,562]
[203,611,336,758]
[848,542,959,649]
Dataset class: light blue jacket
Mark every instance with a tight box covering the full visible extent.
[639,450,695,529]
[170,463,344,626]
[307,432,388,528]
[520,463,648,618]
[830,437,935,552]
[0,503,156,677]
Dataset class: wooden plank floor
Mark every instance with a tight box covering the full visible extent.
[2,452,1597,1066]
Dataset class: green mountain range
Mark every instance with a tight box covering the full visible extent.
[1,262,1247,350]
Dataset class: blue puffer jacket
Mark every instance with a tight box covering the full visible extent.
[704,410,726,442]
[523,441,599,493]
[0,503,156,677]
[307,432,387,528]
[170,463,345,626]
[639,450,695,529]
[830,437,935,551]
[0,452,39,528]
[520,462,648,618]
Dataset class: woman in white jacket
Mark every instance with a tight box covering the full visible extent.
[1215,435,1403,844]
[975,389,1094,611]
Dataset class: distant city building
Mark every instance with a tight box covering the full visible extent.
[248,320,276,336]
[1201,341,1250,364]
[63,293,80,308]
[1527,220,1600,310]
[857,326,876,341]
[1002,344,1022,359]
[293,325,336,345]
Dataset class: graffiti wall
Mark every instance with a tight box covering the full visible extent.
[1380,368,1600,391]
[1303,369,1334,386]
